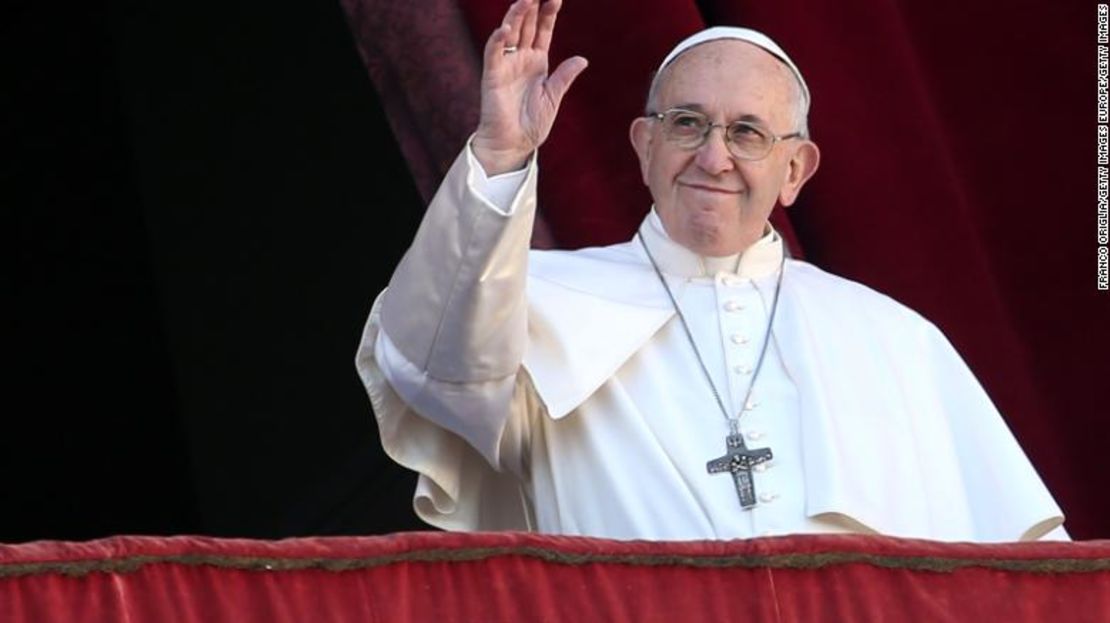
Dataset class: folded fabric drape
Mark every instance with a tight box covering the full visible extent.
[3,532,1109,622]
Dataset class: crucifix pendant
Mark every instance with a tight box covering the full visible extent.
[706,432,773,509]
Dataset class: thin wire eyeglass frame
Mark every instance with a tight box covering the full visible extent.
[646,108,806,161]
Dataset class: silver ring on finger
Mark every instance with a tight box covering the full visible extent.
[503,45,518,54]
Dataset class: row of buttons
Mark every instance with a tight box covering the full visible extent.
[720,275,749,287]
[746,420,775,504]
[722,281,780,514]
[723,299,745,312]
[725,302,752,364]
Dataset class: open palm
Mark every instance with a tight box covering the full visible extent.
[472,0,588,175]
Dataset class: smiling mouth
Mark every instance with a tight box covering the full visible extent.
[680,182,742,194]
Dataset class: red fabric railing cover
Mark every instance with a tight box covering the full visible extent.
[2,532,1108,622]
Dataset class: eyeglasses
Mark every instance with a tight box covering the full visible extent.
[646,108,805,161]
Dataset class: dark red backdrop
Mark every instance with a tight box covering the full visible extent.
[342,0,1109,539]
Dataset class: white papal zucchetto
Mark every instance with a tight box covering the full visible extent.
[657,26,810,111]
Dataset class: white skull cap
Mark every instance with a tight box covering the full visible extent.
[657,26,810,110]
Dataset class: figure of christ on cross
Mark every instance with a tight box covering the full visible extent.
[706,432,773,509]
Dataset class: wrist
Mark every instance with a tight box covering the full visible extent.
[470,136,533,176]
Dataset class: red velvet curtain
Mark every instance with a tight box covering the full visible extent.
[3,533,1109,622]
[341,1,1108,538]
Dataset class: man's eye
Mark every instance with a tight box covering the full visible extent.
[730,123,764,138]
[670,113,705,129]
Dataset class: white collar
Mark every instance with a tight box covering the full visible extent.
[639,208,784,280]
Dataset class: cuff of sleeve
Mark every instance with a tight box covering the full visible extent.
[465,137,534,216]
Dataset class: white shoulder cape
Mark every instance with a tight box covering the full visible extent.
[522,240,1063,540]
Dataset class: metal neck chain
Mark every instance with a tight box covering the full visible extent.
[637,232,785,434]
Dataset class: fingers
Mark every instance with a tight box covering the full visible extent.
[544,55,588,109]
[502,0,527,49]
[533,0,561,52]
[490,0,559,55]
[483,24,512,69]
[519,0,539,51]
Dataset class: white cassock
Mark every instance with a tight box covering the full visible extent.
[356,142,1067,542]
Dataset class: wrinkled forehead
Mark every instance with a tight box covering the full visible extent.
[654,40,799,117]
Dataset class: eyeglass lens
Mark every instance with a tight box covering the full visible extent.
[662,110,771,159]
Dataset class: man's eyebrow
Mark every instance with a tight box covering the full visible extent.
[670,103,706,112]
[667,104,770,124]
[734,113,769,125]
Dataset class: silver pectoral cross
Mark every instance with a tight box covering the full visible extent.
[706,432,773,509]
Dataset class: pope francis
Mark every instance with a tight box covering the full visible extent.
[356,0,1066,541]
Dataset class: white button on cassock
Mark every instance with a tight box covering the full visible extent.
[759,492,779,503]
[723,300,745,312]
[745,430,764,441]
[733,364,753,375]
[730,334,749,345]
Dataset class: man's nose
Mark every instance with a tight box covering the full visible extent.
[693,126,736,175]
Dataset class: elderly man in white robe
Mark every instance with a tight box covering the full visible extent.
[357,0,1067,541]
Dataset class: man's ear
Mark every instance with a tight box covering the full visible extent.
[778,140,820,207]
[629,117,654,185]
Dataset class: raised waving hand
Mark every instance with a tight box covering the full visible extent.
[471,0,588,175]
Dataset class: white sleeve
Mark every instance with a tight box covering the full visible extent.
[354,141,541,531]
[1037,524,1072,541]
[467,145,529,216]
[373,326,520,472]
[377,138,537,385]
